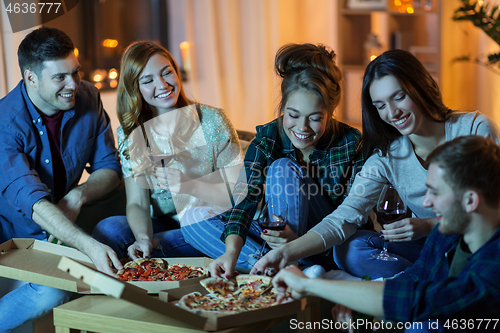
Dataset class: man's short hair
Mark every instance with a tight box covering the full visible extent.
[18,26,75,77]
[427,135,500,207]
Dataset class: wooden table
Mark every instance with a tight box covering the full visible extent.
[53,295,320,333]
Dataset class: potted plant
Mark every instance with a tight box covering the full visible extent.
[453,0,500,74]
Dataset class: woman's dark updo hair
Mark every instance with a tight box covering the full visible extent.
[275,43,343,144]
[361,49,453,159]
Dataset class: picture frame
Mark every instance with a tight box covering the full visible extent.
[346,0,387,10]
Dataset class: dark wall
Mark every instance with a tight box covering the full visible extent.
[45,0,169,87]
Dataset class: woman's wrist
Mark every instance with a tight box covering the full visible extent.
[277,242,292,263]
[225,235,243,256]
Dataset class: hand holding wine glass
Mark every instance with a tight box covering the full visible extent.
[148,136,174,200]
[246,198,288,266]
[372,185,407,261]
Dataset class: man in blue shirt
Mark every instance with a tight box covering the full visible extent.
[0,27,124,331]
[272,135,500,332]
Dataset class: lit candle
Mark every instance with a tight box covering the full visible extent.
[180,41,191,73]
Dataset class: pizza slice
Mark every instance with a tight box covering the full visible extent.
[117,258,168,281]
[233,274,273,300]
[163,264,209,281]
[123,258,167,270]
[200,277,236,297]
[178,291,240,315]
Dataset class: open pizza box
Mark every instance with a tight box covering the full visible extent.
[159,283,315,331]
[0,238,97,293]
[58,256,318,331]
[0,238,212,294]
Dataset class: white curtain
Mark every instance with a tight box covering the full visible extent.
[167,0,338,132]
[0,4,35,97]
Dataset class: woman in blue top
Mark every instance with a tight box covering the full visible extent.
[180,43,364,276]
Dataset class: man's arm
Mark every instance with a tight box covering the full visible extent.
[75,168,121,203]
[32,199,122,275]
[57,169,120,223]
[273,265,385,318]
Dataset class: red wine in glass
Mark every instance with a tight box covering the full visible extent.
[372,185,407,261]
[378,211,406,225]
[246,198,288,266]
[259,219,287,231]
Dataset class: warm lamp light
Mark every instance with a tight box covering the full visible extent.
[109,80,118,88]
[74,48,79,57]
[93,74,103,82]
[407,6,414,13]
[108,68,118,80]
[364,33,382,65]
[180,41,191,73]
[102,39,118,48]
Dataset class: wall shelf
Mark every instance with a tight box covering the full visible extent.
[337,0,441,128]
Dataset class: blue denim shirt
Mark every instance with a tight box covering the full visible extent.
[0,80,121,242]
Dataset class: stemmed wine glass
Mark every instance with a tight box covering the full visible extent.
[246,198,288,266]
[372,185,407,261]
[148,136,174,200]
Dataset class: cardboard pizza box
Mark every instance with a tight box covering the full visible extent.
[0,238,213,294]
[160,283,315,331]
[0,238,98,293]
[58,256,209,329]
[58,256,318,331]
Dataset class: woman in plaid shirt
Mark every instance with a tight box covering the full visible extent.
[181,43,363,276]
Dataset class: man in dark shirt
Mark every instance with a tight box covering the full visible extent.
[272,135,500,332]
[0,27,123,331]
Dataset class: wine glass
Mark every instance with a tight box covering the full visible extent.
[148,136,174,200]
[246,198,288,266]
[371,185,407,261]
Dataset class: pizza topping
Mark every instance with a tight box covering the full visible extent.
[116,259,208,282]
[234,275,272,300]
[178,275,291,316]
[200,277,236,297]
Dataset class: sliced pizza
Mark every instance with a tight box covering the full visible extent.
[234,274,273,300]
[179,277,288,316]
[116,258,208,282]
[200,277,236,297]
[178,291,239,315]
[123,258,167,270]
[162,264,209,281]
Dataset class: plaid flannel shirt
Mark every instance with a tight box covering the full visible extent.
[384,226,500,324]
[221,119,363,243]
